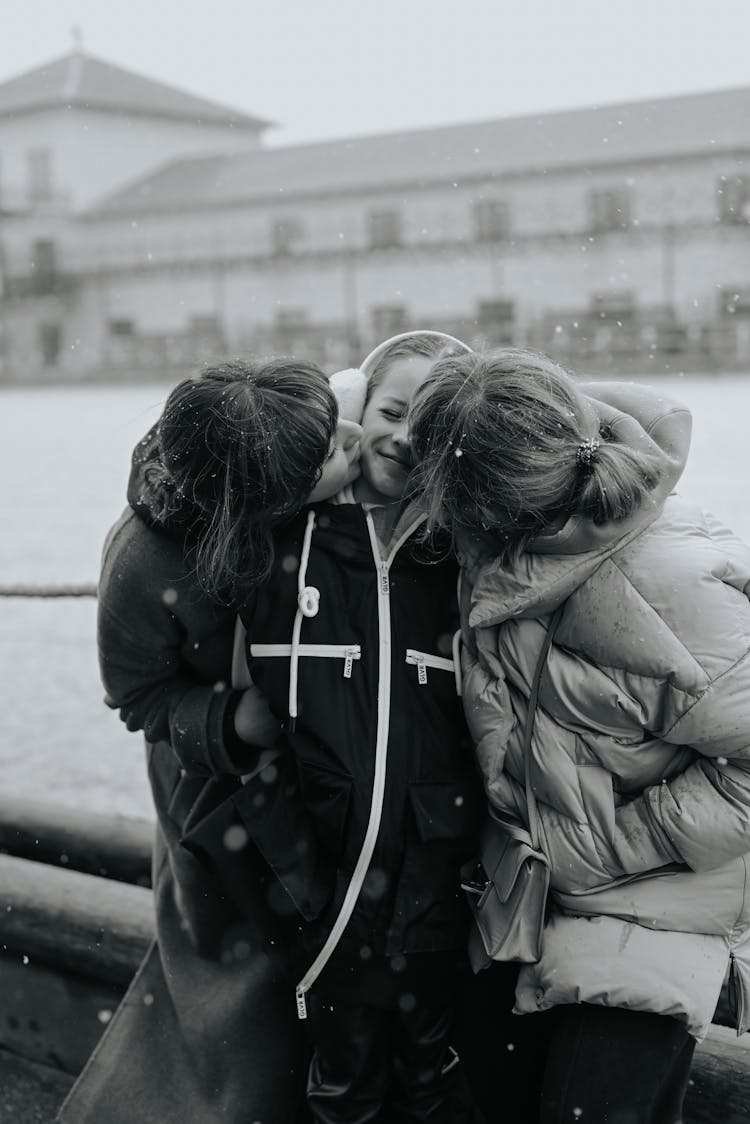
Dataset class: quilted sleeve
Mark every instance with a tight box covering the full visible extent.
[613,649,750,873]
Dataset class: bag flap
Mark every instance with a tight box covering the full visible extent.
[480,820,547,903]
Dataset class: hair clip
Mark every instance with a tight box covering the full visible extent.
[576,438,601,469]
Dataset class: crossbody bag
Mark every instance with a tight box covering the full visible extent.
[462,604,563,972]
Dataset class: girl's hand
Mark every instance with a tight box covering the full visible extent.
[233,685,281,747]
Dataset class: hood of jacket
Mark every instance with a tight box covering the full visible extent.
[128,423,241,551]
[126,424,191,542]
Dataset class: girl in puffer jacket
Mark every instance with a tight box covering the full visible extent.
[409,348,750,1124]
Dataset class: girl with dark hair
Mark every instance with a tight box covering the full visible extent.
[409,348,750,1123]
[143,359,353,600]
[61,358,361,1124]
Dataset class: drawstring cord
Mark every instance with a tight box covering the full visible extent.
[288,510,320,731]
[452,628,463,696]
[452,571,466,697]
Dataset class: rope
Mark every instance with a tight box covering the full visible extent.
[0,583,98,598]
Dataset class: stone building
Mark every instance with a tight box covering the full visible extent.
[1,48,748,382]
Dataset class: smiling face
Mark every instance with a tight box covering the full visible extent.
[353,354,434,505]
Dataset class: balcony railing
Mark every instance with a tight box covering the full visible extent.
[1,271,78,300]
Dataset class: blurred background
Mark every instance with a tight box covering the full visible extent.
[2,0,749,819]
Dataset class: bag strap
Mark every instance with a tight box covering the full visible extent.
[523,605,564,853]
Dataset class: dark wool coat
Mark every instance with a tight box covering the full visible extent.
[60,436,311,1124]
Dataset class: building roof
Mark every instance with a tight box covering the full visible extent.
[0,49,269,129]
[91,83,750,217]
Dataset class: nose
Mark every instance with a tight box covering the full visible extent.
[392,419,411,448]
[337,418,362,452]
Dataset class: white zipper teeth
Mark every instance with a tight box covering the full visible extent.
[405,649,455,672]
[386,513,427,566]
[250,643,361,659]
[296,514,424,1004]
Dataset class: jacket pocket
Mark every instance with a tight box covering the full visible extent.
[297,758,353,855]
[166,771,211,829]
[408,780,479,845]
[251,642,361,678]
[231,765,334,923]
[405,649,460,692]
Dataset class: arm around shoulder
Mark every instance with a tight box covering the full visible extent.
[578,379,692,497]
[612,651,750,876]
[97,509,265,777]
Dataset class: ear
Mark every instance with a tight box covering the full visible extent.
[329,368,368,424]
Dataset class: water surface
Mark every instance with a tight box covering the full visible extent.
[1,374,748,817]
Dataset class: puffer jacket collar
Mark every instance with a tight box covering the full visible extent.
[468,510,663,628]
[467,392,690,629]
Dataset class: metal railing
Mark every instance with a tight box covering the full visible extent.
[0,583,97,598]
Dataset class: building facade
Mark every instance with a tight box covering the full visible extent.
[1,50,749,382]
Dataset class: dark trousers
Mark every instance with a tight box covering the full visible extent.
[305,954,471,1124]
[452,962,696,1124]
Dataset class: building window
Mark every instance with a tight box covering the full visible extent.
[30,239,57,295]
[109,319,135,336]
[39,322,61,366]
[275,308,309,331]
[717,175,750,223]
[272,309,310,356]
[27,148,53,202]
[372,305,407,339]
[189,314,222,335]
[271,217,305,255]
[473,199,509,242]
[590,291,636,321]
[477,299,514,343]
[368,209,402,249]
[588,187,631,232]
[719,287,750,317]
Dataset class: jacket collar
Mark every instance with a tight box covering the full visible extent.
[467,509,663,628]
[466,391,689,628]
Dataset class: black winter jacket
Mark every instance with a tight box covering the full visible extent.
[235,499,483,998]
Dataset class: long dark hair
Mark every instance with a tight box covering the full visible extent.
[148,359,337,601]
[409,348,663,564]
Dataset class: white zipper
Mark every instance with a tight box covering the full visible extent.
[250,642,361,678]
[405,649,456,685]
[294,512,426,1018]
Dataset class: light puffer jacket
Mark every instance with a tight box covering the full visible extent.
[461,382,750,1041]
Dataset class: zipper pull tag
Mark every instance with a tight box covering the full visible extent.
[379,564,390,595]
[343,648,354,678]
[417,656,427,686]
[296,986,308,1020]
